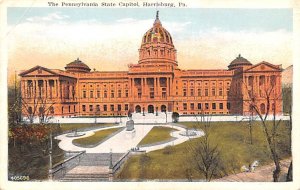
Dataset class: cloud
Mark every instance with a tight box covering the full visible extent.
[176,29,292,69]
[8,17,292,76]
[25,12,69,22]
[116,18,137,23]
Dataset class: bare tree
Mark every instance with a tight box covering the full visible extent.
[187,113,224,181]
[244,75,285,182]
[21,93,55,124]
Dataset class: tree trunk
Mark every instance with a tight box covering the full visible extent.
[273,161,281,182]
[286,161,292,181]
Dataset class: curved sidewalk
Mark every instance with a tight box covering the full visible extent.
[55,124,204,154]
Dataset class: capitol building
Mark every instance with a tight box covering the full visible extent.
[19,12,283,118]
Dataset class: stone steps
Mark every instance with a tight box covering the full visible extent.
[60,153,125,182]
[61,165,111,181]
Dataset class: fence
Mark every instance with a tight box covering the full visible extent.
[50,151,86,180]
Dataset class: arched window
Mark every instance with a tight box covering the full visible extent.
[161,105,167,112]
[135,105,141,113]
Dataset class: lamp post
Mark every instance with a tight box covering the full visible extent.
[165,111,167,123]
[142,107,145,116]
[48,126,53,181]
[109,148,113,169]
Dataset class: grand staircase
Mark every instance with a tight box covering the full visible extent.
[61,153,124,182]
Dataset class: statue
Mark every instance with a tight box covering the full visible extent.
[126,119,134,131]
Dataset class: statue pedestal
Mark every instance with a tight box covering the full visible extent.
[125,129,136,139]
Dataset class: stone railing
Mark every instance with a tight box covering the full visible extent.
[50,151,86,180]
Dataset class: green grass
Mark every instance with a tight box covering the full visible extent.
[72,127,120,147]
[116,121,291,180]
[138,126,177,146]
[59,123,115,132]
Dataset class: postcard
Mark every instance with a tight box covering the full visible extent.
[1,0,299,189]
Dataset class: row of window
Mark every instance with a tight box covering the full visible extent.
[181,80,231,87]
[182,102,230,111]
[82,104,129,112]
[82,90,129,99]
[182,88,229,97]
[82,83,128,89]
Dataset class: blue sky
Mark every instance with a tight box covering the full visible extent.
[7,7,293,75]
[8,8,292,32]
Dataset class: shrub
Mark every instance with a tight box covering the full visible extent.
[172,112,179,123]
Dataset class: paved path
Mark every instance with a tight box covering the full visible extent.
[139,125,204,152]
[214,158,292,182]
[55,124,204,153]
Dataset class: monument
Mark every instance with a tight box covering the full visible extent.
[125,119,136,139]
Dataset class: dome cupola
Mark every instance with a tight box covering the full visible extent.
[65,58,91,73]
[228,54,252,70]
[138,11,177,66]
[141,11,174,46]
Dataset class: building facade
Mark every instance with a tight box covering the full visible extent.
[19,12,282,118]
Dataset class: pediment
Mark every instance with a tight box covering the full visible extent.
[244,62,282,73]
[19,66,58,77]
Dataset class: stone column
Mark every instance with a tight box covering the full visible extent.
[54,80,57,98]
[156,77,160,97]
[61,82,65,99]
[142,78,146,97]
[129,78,132,98]
[168,77,171,97]
[35,80,39,98]
[154,78,157,97]
[166,77,169,97]
[255,76,258,95]
[23,80,27,98]
[47,80,49,98]
[43,80,46,98]
[57,80,61,99]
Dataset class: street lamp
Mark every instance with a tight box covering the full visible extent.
[109,148,113,169]
[48,126,53,181]
[165,111,167,123]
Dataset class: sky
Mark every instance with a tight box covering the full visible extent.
[7,8,292,80]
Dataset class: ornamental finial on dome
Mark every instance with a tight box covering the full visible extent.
[153,10,161,26]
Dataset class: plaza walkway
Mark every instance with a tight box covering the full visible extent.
[55,124,204,153]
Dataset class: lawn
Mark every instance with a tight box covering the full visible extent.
[72,127,121,147]
[59,123,115,133]
[116,120,291,180]
[138,126,177,146]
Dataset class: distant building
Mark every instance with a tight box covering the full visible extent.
[19,11,282,118]
[282,65,293,87]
